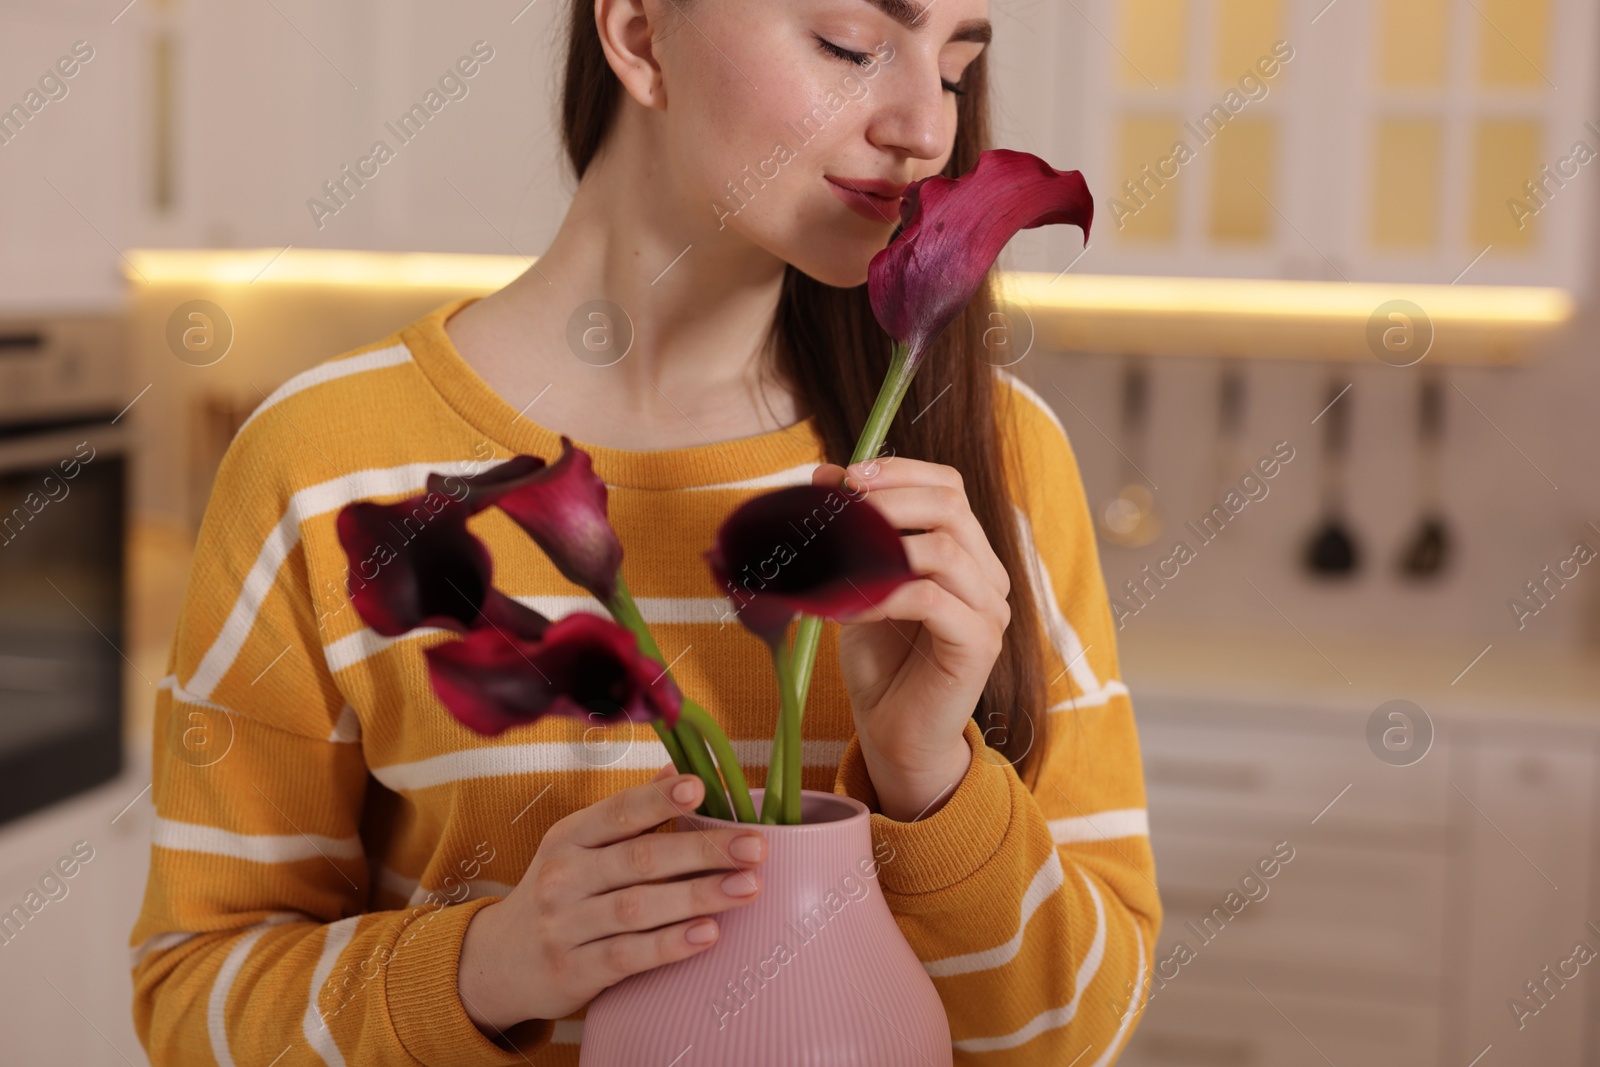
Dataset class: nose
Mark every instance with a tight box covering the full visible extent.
[864,52,952,163]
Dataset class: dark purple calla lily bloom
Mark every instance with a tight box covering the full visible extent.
[424,611,683,736]
[428,438,623,606]
[705,483,915,646]
[868,148,1093,368]
[335,492,548,639]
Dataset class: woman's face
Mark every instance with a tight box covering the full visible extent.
[651,0,992,288]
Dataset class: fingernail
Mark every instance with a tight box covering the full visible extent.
[686,920,718,944]
[722,872,759,896]
[730,834,764,862]
[672,779,699,804]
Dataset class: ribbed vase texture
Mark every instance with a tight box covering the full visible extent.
[577,789,952,1066]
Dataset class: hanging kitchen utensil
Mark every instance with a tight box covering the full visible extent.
[1210,364,1247,499]
[1303,379,1361,577]
[1398,371,1452,579]
[1098,360,1163,548]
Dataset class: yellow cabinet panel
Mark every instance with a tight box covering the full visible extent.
[1475,0,1552,87]
[1470,119,1542,248]
[1370,118,1443,248]
[1118,0,1188,87]
[1376,0,1450,88]
[1215,0,1283,83]
[1209,118,1276,243]
[1115,114,1185,241]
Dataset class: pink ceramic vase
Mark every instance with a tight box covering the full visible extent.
[577,788,952,1066]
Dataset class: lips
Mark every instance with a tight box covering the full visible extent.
[825,175,908,222]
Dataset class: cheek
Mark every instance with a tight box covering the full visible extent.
[674,36,818,201]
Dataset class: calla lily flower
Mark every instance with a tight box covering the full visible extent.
[868,148,1093,368]
[424,611,683,736]
[428,438,622,606]
[705,483,915,647]
[336,492,546,638]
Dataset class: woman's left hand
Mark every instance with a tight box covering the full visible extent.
[811,456,1012,822]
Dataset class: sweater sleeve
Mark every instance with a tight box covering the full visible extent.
[128,410,553,1066]
[831,373,1162,1064]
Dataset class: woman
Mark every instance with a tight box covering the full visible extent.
[130,0,1160,1062]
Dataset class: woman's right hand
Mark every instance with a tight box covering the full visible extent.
[457,766,768,1034]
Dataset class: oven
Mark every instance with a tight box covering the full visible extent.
[0,314,129,827]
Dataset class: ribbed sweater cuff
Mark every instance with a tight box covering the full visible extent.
[387,897,555,1065]
[833,717,1013,895]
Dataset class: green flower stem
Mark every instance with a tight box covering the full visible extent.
[770,637,805,825]
[677,701,757,824]
[606,574,733,821]
[791,340,915,712]
[760,732,783,824]
[649,719,689,775]
[672,712,734,822]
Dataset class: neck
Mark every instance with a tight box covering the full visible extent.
[498,99,791,410]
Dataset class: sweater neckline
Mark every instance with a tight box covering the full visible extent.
[402,295,825,491]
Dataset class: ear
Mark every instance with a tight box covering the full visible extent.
[594,0,671,110]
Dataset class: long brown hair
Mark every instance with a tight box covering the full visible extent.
[559,2,1052,787]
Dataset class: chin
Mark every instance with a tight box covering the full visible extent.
[749,212,895,290]
[787,249,875,289]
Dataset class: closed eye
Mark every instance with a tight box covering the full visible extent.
[813,34,966,96]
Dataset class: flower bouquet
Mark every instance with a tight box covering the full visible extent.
[335,149,1090,1064]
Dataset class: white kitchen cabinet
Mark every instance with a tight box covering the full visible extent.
[1129,980,1441,1067]
[1451,731,1598,1065]
[0,743,153,1066]
[1122,693,1600,1067]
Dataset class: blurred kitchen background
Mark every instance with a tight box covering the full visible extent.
[2,0,1599,1063]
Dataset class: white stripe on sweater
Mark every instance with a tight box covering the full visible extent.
[924,849,1065,977]
[303,915,361,1066]
[185,460,822,701]
[183,461,494,700]
[952,868,1108,1054]
[994,366,1071,445]
[205,913,304,1066]
[1047,684,1129,713]
[321,594,746,675]
[1049,808,1149,844]
[1090,914,1147,1067]
[153,816,364,864]
[131,929,198,970]
[1013,504,1131,711]
[208,927,272,1067]
[376,865,516,907]
[239,345,414,435]
[369,737,849,793]
[133,911,307,971]
[327,703,362,743]
[682,461,817,491]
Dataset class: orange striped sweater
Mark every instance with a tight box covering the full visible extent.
[130,295,1161,1065]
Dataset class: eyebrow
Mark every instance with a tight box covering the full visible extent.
[859,0,994,45]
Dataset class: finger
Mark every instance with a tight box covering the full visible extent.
[651,763,676,783]
[573,866,762,942]
[844,455,958,493]
[580,826,767,897]
[892,529,1009,623]
[570,915,723,990]
[813,462,848,486]
[561,773,706,850]
[839,577,1004,668]
[846,484,1011,599]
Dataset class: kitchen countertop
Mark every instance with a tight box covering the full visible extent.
[1119,625,1600,725]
